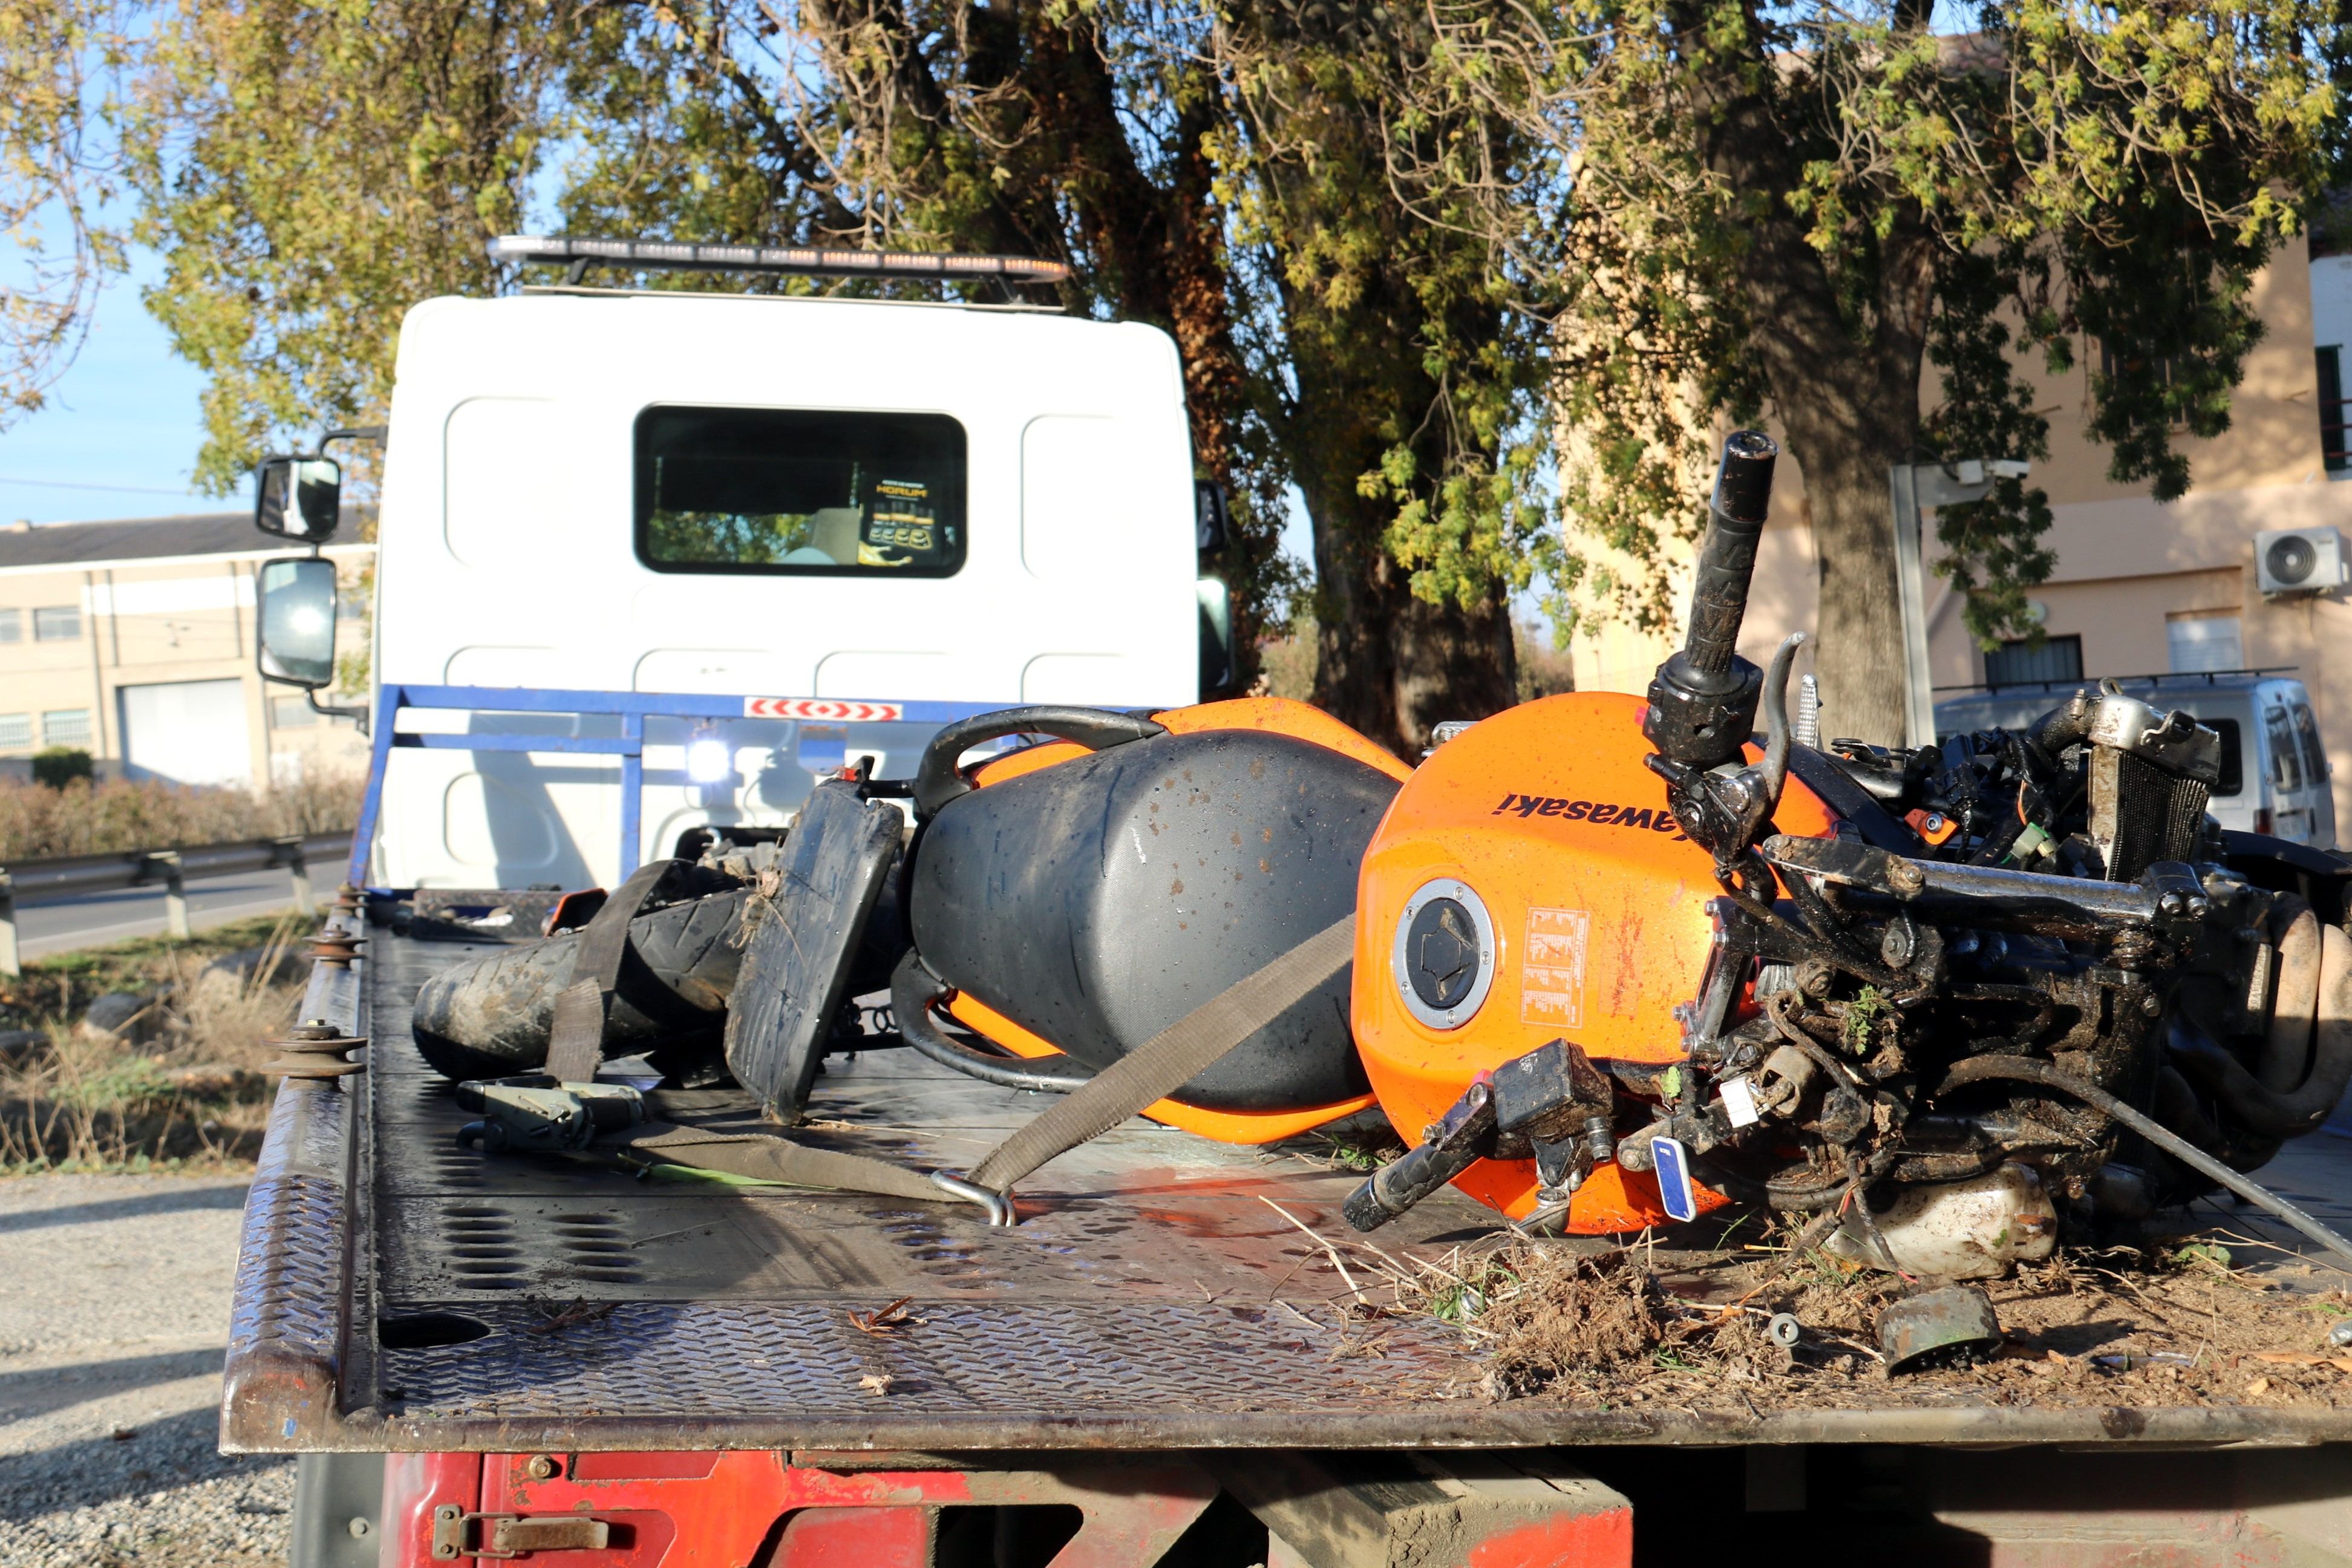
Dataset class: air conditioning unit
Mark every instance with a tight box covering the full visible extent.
[2255,526,2351,596]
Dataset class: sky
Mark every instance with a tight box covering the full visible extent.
[0,243,224,528]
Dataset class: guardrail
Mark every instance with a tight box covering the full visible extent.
[0,829,353,975]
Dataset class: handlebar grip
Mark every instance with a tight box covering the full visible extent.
[1682,430,1778,677]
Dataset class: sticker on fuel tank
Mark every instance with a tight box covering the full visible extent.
[1492,793,1685,840]
[1520,906,1590,1028]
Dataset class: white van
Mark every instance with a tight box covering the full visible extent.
[250,246,1229,890]
[1935,671,2337,849]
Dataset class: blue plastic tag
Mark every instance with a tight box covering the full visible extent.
[1651,1135,1697,1223]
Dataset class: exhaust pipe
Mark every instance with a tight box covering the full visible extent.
[1643,430,1779,771]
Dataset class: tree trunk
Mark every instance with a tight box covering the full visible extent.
[1786,437,1910,746]
[1299,452,1518,756]
[1701,64,1933,749]
[1280,284,1518,754]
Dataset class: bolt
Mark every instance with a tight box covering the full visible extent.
[2140,992,2163,1017]
[2160,892,2185,916]
[524,1454,560,1480]
[1886,858,1926,896]
[348,1518,373,1538]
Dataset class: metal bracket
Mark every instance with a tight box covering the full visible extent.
[430,1504,610,1560]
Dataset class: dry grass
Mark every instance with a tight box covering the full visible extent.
[0,914,313,1172]
[1245,1194,2352,1413]
[0,771,362,861]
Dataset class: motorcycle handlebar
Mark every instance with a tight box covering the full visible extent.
[1681,430,1778,677]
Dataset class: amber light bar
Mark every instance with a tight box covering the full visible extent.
[489,234,1070,284]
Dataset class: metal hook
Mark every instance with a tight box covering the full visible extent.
[932,1170,1016,1227]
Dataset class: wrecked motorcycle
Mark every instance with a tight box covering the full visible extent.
[412,431,2352,1272]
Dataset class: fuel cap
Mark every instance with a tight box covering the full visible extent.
[1393,878,1497,1030]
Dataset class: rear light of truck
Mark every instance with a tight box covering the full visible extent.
[2255,807,2276,835]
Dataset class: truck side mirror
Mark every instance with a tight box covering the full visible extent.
[1195,480,1231,556]
[256,556,340,688]
[255,456,343,541]
[1198,577,1236,696]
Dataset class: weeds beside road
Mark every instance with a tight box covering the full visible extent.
[0,915,308,1173]
[0,773,361,861]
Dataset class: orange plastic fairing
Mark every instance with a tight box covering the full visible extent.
[1151,697,1413,783]
[1351,692,1838,1229]
[962,697,1412,794]
[942,990,1376,1144]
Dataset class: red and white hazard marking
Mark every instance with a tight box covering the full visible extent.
[742,697,904,722]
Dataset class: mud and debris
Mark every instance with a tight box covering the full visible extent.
[1450,1233,2352,1411]
[1267,1196,2352,1413]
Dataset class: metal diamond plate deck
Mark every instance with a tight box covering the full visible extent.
[219,924,2352,1454]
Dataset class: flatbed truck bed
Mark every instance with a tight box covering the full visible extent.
[225,906,2352,1565]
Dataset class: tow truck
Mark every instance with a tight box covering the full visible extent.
[229,238,2352,1567]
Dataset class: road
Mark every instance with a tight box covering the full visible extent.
[0,1174,292,1567]
[11,867,316,961]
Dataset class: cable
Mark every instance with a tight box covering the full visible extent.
[1936,1054,2352,1267]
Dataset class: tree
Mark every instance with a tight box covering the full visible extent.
[0,0,128,425]
[129,0,571,492]
[122,0,1561,752]
[1374,0,2344,743]
[1214,0,1556,743]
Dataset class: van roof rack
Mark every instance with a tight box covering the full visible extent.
[1933,666,2301,695]
[488,235,1070,288]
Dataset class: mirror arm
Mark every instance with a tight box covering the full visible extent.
[307,688,371,736]
[317,425,387,454]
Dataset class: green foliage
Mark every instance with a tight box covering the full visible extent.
[1370,0,2345,732]
[30,748,93,789]
[126,0,570,491]
[0,0,129,424]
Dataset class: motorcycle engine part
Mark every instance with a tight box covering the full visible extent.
[1878,1284,2002,1372]
[1823,1164,2057,1280]
[907,697,1400,1119]
[722,781,906,1122]
[2034,685,2221,882]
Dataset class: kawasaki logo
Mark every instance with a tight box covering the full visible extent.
[1492,793,1686,840]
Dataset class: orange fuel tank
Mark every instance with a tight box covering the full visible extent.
[1351,691,1837,1229]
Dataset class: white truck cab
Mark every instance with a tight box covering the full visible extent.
[251,246,1227,890]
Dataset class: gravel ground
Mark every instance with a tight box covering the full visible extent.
[0,1174,292,1567]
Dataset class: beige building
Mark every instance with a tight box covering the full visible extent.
[1571,232,2352,828]
[0,512,373,787]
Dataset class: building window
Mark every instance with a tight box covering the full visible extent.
[0,714,28,751]
[1984,634,2083,688]
[0,609,20,644]
[2167,612,2244,675]
[41,708,91,748]
[270,694,319,729]
[32,605,81,642]
[2322,345,2350,474]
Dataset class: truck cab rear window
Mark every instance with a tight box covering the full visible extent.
[635,407,967,577]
